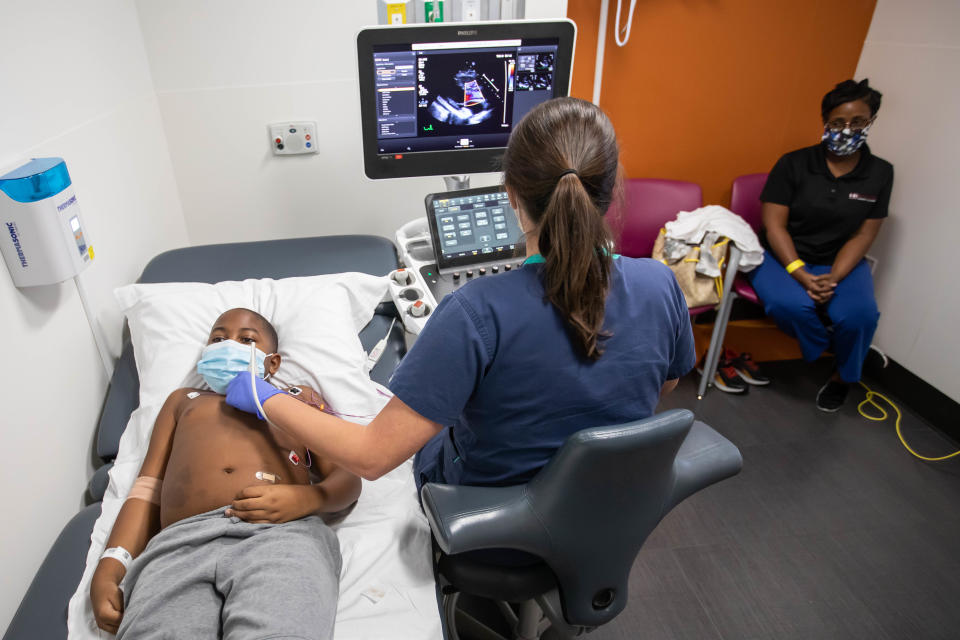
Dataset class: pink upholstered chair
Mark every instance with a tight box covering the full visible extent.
[729,173,768,306]
[614,178,703,258]
[613,178,715,317]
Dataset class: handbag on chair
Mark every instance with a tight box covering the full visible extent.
[652,228,728,308]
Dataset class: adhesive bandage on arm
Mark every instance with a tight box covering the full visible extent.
[126,475,162,505]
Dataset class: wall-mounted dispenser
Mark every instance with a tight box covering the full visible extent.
[1,157,113,378]
[0,158,93,288]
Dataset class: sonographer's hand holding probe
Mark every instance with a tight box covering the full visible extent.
[226,371,286,420]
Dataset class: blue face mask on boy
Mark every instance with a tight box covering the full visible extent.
[197,340,272,394]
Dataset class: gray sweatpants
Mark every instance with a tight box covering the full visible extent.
[116,506,341,640]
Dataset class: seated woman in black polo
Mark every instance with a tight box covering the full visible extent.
[749,79,893,412]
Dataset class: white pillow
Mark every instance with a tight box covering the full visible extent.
[115,273,390,415]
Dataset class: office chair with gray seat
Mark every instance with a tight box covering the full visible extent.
[421,409,743,639]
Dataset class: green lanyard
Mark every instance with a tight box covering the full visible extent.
[521,252,620,266]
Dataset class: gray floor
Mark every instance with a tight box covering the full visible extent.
[583,358,960,640]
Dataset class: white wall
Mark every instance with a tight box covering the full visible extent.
[134,0,567,246]
[0,1,188,631]
[854,0,960,402]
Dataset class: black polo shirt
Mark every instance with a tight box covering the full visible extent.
[760,142,893,265]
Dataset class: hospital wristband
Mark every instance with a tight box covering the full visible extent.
[785,259,806,275]
[101,546,133,570]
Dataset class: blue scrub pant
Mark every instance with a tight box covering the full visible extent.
[747,254,879,383]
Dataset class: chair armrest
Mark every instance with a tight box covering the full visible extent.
[87,462,114,503]
[420,483,550,556]
[664,420,742,515]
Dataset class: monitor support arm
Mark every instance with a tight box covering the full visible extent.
[443,175,470,191]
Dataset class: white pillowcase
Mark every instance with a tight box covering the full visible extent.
[115,273,391,414]
[67,273,443,639]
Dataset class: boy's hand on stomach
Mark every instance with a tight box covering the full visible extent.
[91,571,125,633]
[226,484,319,523]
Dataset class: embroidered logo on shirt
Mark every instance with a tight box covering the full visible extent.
[848,192,877,203]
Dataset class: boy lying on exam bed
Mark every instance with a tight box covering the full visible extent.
[90,307,360,639]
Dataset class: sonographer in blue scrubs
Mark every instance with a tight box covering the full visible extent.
[391,247,695,489]
[226,97,696,496]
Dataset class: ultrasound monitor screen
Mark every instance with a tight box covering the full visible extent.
[375,39,558,155]
[425,186,525,270]
[357,21,575,179]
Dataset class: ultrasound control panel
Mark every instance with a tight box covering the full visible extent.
[419,259,526,303]
[420,184,527,303]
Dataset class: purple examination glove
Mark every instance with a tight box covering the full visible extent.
[225,371,286,420]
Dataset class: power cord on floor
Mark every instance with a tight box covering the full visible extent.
[858,381,960,462]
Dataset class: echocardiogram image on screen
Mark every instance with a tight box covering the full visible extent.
[418,52,515,137]
[372,38,559,156]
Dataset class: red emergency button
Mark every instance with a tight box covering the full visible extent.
[305,134,311,141]
[275,138,282,144]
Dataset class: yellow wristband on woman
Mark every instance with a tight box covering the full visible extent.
[785,259,806,274]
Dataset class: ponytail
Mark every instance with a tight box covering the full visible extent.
[538,172,612,360]
[502,97,621,361]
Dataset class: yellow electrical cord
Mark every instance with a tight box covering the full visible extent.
[858,381,960,462]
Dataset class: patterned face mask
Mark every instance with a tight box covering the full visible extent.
[822,123,871,156]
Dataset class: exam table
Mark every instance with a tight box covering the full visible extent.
[3,235,408,640]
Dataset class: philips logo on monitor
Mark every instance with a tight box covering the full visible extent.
[6,222,28,267]
[457,30,478,36]
[57,194,77,212]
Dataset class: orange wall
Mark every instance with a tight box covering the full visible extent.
[567,0,877,206]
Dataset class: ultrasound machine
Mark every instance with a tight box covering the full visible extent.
[356,19,575,330]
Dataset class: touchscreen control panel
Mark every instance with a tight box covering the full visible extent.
[425,186,524,271]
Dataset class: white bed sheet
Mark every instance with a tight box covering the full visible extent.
[66,274,442,639]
